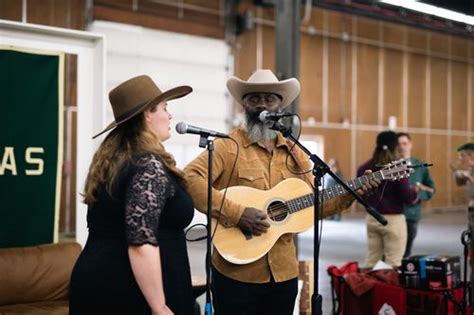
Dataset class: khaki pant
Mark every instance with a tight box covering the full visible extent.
[364,214,407,268]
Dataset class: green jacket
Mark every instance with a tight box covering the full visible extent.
[405,157,435,221]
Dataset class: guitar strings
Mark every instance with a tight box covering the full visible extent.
[264,181,351,219]
[267,202,277,220]
[265,173,381,219]
[267,204,289,219]
[265,163,407,220]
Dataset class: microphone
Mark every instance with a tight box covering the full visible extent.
[175,122,229,138]
[258,110,294,123]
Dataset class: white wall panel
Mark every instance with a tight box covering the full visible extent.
[91,20,232,226]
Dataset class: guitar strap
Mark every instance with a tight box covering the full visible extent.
[285,139,315,188]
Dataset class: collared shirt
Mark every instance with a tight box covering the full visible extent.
[184,128,354,283]
[404,157,435,221]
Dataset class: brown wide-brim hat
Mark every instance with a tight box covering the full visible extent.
[93,75,192,139]
[226,69,300,108]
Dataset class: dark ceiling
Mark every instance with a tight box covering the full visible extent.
[253,0,474,36]
[419,0,474,16]
[306,0,474,37]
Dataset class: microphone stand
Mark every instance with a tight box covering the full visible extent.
[198,134,214,315]
[267,120,387,315]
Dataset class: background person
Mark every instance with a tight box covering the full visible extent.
[397,132,435,258]
[357,130,418,268]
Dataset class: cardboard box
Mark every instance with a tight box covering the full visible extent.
[401,255,428,289]
[400,255,461,290]
[424,255,461,290]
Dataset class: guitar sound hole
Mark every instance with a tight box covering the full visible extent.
[267,201,288,222]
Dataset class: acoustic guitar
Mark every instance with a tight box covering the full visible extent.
[212,159,413,265]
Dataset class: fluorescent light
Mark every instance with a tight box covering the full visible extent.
[379,0,474,25]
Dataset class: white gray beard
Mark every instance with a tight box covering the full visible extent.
[244,117,279,144]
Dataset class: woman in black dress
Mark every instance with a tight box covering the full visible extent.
[69,75,195,315]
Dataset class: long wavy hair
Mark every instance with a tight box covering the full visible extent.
[372,130,400,167]
[83,113,184,206]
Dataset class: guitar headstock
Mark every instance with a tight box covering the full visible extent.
[380,158,414,181]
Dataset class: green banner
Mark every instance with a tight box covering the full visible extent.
[0,48,64,248]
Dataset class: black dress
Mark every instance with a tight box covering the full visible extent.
[69,154,195,315]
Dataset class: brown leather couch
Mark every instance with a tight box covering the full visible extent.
[0,242,81,315]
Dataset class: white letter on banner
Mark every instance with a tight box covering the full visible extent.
[25,147,44,175]
[0,147,18,175]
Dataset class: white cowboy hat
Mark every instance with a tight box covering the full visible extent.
[226,69,300,109]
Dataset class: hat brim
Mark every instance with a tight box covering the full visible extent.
[226,77,300,108]
[457,143,474,152]
[93,85,192,139]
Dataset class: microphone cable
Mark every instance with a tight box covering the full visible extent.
[278,112,325,263]
[211,136,240,241]
[185,137,240,242]
[183,136,239,315]
[284,113,312,176]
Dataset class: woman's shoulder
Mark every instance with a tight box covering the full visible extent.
[130,153,167,174]
[134,153,162,164]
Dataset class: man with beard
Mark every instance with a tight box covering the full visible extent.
[184,69,379,315]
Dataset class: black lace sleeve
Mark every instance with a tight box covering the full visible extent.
[125,155,175,246]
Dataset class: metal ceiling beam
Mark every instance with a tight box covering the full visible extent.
[312,0,474,38]
[275,0,301,115]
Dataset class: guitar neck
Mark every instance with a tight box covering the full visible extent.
[286,171,385,213]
